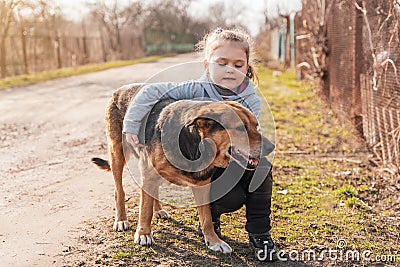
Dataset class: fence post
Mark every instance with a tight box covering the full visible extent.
[290,13,296,69]
[351,2,364,134]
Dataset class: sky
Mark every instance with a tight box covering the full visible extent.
[59,0,302,36]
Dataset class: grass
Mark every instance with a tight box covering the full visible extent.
[72,66,399,266]
[0,55,166,90]
[255,69,399,263]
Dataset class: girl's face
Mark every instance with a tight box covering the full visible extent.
[205,42,248,90]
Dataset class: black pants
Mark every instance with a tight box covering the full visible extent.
[210,157,273,234]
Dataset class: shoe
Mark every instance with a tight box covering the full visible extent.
[248,232,276,261]
[197,218,222,239]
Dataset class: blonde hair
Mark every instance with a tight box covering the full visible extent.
[196,27,258,84]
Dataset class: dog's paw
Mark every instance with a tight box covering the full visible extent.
[208,241,232,254]
[134,231,154,246]
[113,220,130,232]
[154,209,170,219]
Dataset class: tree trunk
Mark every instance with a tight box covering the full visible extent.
[0,0,15,78]
[0,37,7,78]
[115,24,122,59]
[33,35,38,72]
[21,28,29,74]
[81,21,89,64]
[55,33,62,69]
[99,27,107,62]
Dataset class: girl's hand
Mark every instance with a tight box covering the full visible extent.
[125,133,144,148]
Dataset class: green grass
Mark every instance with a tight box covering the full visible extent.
[0,55,166,90]
[257,70,359,155]
[113,251,132,260]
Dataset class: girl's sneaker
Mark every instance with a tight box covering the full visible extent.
[248,232,276,261]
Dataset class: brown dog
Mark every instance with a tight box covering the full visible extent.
[92,83,274,253]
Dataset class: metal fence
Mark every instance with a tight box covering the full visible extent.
[295,0,400,166]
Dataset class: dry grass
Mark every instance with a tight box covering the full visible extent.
[0,56,165,90]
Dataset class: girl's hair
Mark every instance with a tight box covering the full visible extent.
[196,27,259,84]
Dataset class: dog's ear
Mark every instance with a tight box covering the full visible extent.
[184,108,220,130]
[183,103,226,134]
[186,117,215,129]
[161,116,217,172]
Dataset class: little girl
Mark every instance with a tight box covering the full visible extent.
[123,28,275,261]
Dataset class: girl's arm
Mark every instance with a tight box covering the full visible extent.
[245,95,261,121]
[123,81,201,135]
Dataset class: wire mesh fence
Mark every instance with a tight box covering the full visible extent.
[296,0,400,167]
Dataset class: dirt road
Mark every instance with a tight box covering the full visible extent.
[0,53,201,266]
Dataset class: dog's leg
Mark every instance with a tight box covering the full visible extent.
[153,187,170,219]
[134,188,155,246]
[153,200,170,219]
[109,141,130,231]
[192,185,232,254]
[134,166,164,246]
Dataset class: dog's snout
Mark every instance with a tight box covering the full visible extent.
[261,136,275,156]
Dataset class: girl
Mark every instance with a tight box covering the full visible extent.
[123,28,275,261]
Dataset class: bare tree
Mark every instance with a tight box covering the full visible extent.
[295,0,332,84]
[142,0,200,54]
[196,1,247,30]
[88,0,143,60]
[30,0,65,69]
[205,2,228,28]
[0,0,19,78]
[144,0,192,34]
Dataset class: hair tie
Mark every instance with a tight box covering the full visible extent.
[246,66,253,79]
[216,27,224,33]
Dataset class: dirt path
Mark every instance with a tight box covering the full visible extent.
[0,53,201,266]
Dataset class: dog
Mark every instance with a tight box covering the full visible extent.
[92,83,275,254]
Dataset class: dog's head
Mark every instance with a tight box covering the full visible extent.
[184,101,275,170]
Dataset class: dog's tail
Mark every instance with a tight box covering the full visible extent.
[91,157,111,171]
